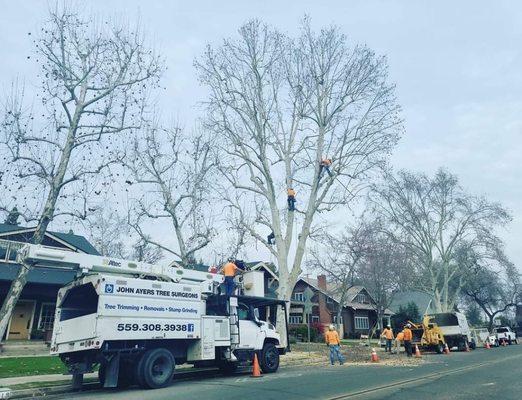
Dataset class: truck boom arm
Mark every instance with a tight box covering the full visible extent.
[17,244,223,285]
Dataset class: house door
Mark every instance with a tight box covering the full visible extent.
[8,301,35,340]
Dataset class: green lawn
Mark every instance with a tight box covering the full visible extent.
[0,356,67,379]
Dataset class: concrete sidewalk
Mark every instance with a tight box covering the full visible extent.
[0,372,96,387]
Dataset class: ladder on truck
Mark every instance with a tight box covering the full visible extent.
[15,243,224,286]
[229,302,240,348]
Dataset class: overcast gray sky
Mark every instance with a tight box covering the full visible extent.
[1,1,521,268]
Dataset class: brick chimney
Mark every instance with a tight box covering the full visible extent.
[316,274,330,325]
[317,274,327,291]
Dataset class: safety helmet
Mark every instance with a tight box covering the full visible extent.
[228,257,234,262]
[329,324,335,330]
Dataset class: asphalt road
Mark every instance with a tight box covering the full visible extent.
[51,345,522,400]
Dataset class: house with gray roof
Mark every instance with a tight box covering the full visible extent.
[0,223,99,341]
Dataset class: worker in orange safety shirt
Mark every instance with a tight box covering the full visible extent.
[219,258,243,296]
[402,323,413,357]
[287,188,296,211]
[381,325,394,353]
[395,330,404,354]
[319,158,333,179]
[325,324,345,365]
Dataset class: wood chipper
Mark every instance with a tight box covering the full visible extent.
[408,315,446,354]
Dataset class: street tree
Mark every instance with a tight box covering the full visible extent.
[307,221,369,332]
[356,221,411,333]
[196,19,402,334]
[84,206,128,258]
[126,123,218,266]
[0,9,162,339]
[370,169,511,312]
[462,260,520,331]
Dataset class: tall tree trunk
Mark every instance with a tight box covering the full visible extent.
[0,126,76,341]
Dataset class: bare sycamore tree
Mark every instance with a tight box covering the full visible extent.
[307,222,369,332]
[84,206,128,258]
[196,19,401,335]
[0,9,162,339]
[126,123,217,266]
[462,250,520,331]
[370,169,511,313]
[130,236,164,264]
[356,220,411,333]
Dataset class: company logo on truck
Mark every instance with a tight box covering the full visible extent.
[105,284,114,293]
[102,259,122,267]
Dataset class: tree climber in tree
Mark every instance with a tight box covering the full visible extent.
[267,231,275,245]
[287,188,296,211]
[319,158,333,179]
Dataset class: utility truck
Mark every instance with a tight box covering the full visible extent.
[430,312,475,351]
[17,244,289,390]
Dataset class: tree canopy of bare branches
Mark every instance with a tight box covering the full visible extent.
[0,8,162,339]
[195,18,402,318]
[126,123,217,266]
[307,221,370,331]
[370,168,512,313]
[461,249,520,331]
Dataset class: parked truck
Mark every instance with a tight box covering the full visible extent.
[494,326,518,345]
[16,244,289,390]
[430,312,475,351]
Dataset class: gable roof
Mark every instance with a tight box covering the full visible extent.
[298,277,394,315]
[0,223,99,255]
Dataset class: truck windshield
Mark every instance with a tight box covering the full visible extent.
[496,328,508,333]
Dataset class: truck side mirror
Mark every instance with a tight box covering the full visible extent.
[250,306,262,326]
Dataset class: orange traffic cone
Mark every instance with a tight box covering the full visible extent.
[502,340,507,347]
[251,353,262,378]
[414,344,422,358]
[444,343,450,355]
[485,341,491,349]
[465,342,470,352]
[371,348,379,362]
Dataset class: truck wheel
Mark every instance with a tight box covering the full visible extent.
[470,341,476,350]
[259,343,279,373]
[137,348,175,389]
[435,343,444,354]
[508,339,512,345]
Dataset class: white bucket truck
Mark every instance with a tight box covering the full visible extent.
[17,244,289,390]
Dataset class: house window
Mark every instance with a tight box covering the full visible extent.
[38,303,56,331]
[326,296,333,304]
[311,315,319,323]
[354,316,369,330]
[289,315,303,324]
[333,315,343,324]
[354,293,368,303]
[293,292,304,302]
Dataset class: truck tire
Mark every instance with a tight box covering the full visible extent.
[137,348,175,389]
[259,343,279,373]
[435,343,444,354]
